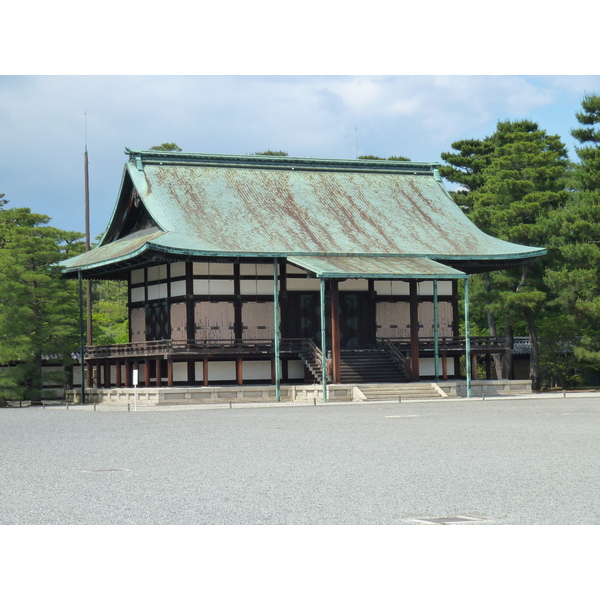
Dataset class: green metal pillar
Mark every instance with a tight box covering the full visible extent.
[78,270,86,405]
[434,280,439,383]
[273,258,281,402]
[320,278,327,403]
[465,277,472,398]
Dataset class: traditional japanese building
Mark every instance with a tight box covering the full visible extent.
[60,150,545,401]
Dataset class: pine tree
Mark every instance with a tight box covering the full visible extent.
[544,93,600,376]
[441,121,570,389]
[0,207,84,403]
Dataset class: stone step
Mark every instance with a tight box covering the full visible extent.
[339,349,407,384]
[357,383,446,401]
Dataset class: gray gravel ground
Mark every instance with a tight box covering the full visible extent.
[1,395,599,525]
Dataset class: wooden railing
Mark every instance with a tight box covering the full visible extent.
[378,338,408,373]
[379,336,510,353]
[85,336,509,362]
[85,338,324,361]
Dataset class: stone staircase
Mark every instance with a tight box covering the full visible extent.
[356,382,455,401]
[339,348,407,383]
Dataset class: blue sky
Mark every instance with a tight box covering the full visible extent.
[1,75,598,240]
[3,3,598,240]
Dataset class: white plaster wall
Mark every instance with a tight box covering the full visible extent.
[420,357,455,376]
[286,265,307,275]
[194,263,234,276]
[338,279,368,291]
[240,279,274,295]
[170,280,186,297]
[131,268,145,284]
[147,264,168,282]
[288,359,304,379]
[286,278,321,291]
[170,262,186,278]
[243,361,272,380]
[173,362,188,382]
[206,361,236,381]
[240,264,275,276]
[130,286,145,302]
[147,283,168,300]
[193,279,235,295]
[373,280,410,295]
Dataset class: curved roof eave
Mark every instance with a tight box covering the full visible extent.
[62,241,547,279]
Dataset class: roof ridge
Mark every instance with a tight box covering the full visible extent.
[124,148,439,173]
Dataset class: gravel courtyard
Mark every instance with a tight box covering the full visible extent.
[2,395,599,525]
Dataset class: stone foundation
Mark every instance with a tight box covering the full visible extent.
[65,380,533,406]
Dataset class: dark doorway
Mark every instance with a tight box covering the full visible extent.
[285,289,375,348]
[145,302,170,341]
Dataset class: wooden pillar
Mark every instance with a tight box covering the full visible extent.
[156,358,162,387]
[236,357,243,386]
[203,358,209,386]
[186,262,195,342]
[471,353,478,380]
[167,358,173,387]
[86,361,93,388]
[273,257,281,402]
[144,360,151,387]
[115,360,122,388]
[330,279,341,384]
[125,360,132,387]
[233,263,242,341]
[452,280,461,382]
[409,280,420,381]
[442,352,448,381]
[104,361,111,388]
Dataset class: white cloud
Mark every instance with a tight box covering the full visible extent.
[1,75,600,237]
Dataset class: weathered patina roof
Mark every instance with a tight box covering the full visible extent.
[287,256,468,279]
[60,149,546,278]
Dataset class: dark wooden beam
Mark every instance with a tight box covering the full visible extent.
[409,281,420,381]
[330,280,341,384]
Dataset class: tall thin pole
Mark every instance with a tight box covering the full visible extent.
[320,278,328,403]
[465,277,471,398]
[84,113,92,347]
[273,258,281,402]
[78,271,86,405]
[434,280,439,383]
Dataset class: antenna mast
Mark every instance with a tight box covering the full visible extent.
[84,112,92,347]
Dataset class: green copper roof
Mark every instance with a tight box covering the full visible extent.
[60,149,546,277]
[288,256,468,279]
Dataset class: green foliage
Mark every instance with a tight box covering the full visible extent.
[254,150,288,156]
[0,207,84,402]
[441,119,571,389]
[537,315,585,388]
[149,143,182,152]
[92,280,129,345]
[358,155,411,161]
[543,93,600,379]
